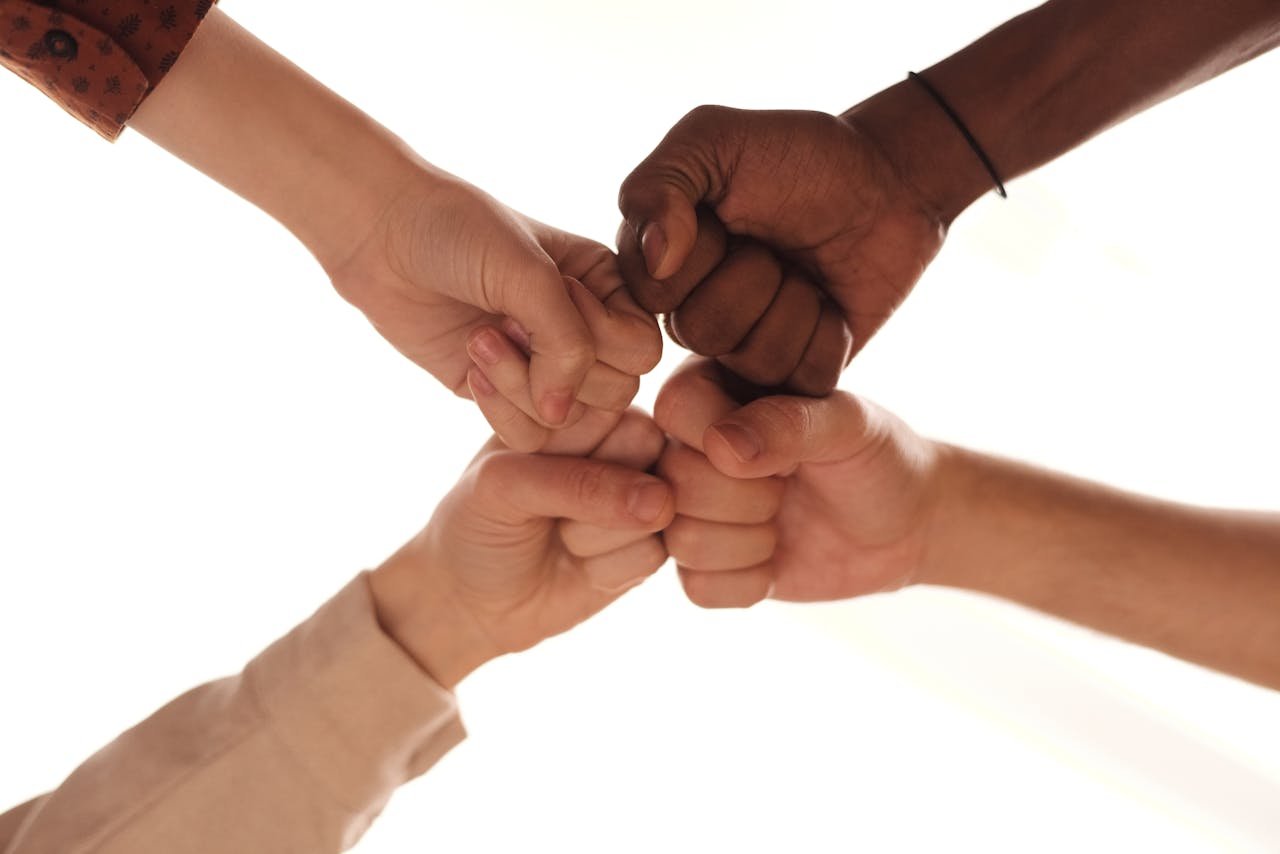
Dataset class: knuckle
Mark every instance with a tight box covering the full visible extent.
[652,383,685,435]
[656,442,698,488]
[670,309,717,357]
[610,373,642,410]
[586,536,669,592]
[485,407,548,452]
[683,104,731,132]
[751,396,813,444]
[564,461,612,507]
[612,318,663,376]
[556,339,596,374]
[611,410,666,461]
[641,534,671,568]
[617,179,649,219]
[661,518,703,565]
[632,416,667,463]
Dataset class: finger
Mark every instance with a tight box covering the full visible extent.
[525,223,664,377]
[657,440,784,523]
[664,517,777,571]
[653,357,742,451]
[468,325,587,438]
[617,207,728,314]
[718,271,822,388]
[538,406,626,458]
[566,272,663,377]
[502,281,651,413]
[467,366,550,454]
[561,520,655,558]
[496,264,595,427]
[785,301,854,396]
[475,452,676,530]
[557,408,669,556]
[703,391,878,479]
[617,105,738,281]
[581,535,669,593]
[589,407,666,470]
[668,241,784,357]
[539,404,661,462]
[678,564,775,609]
[576,363,641,413]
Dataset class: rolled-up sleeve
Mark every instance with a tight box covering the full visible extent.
[0,0,216,140]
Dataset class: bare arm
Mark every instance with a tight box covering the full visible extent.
[852,0,1280,221]
[618,0,1280,374]
[927,447,1280,688]
[654,358,1280,691]
[128,8,660,439]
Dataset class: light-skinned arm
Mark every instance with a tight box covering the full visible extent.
[654,358,1280,691]
[130,8,661,445]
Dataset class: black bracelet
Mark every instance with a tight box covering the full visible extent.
[907,71,1007,199]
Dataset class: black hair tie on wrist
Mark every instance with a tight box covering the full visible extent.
[907,71,1007,199]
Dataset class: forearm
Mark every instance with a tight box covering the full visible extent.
[924,446,1280,689]
[128,8,432,272]
[847,0,1280,222]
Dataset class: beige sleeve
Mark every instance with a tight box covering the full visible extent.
[0,573,466,853]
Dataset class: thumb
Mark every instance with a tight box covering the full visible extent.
[702,392,875,479]
[618,106,739,291]
[477,452,675,531]
[617,173,700,283]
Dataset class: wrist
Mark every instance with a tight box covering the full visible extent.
[129,8,440,275]
[913,442,983,589]
[277,117,433,276]
[841,79,993,226]
[367,534,500,691]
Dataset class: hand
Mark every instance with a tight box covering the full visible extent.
[368,404,674,688]
[331,169,661,434]
[617,106,949,388]
[653,357,940,608]
[129,11,661,436]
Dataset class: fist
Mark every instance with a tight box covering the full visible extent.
[618,106,947,394]
[618,207,852,396]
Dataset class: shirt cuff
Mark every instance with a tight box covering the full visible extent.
[244,572,467,817]
[0,0,218,141]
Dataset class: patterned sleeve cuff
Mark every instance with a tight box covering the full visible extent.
[0,0,216,141]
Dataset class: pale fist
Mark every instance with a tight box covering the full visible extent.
[654,357,941,608]
[370,405,673,687]
[332,172,660,443]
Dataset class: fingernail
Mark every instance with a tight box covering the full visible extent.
[539,390,573,426]
[711,422,761,463]
[641,223,667,277]
[468,330,502,365]
[503,319,531,354]
[627,481,670,523]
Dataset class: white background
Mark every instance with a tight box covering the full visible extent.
[3,1,1280,851]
